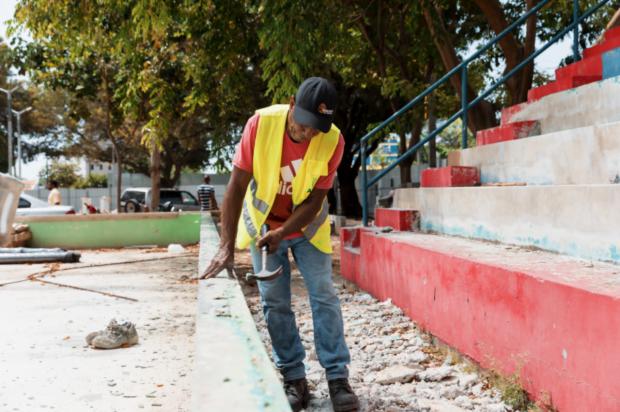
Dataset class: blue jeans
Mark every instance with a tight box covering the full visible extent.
[250,236,350,382]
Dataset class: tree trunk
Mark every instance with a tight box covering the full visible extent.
[473,0,537,105]
[150,142,161,212]
[111,142,122,212]
[421,0,497,133]
[338,168,362,219]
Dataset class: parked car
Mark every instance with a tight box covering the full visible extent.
[16,193,76,216]
[120,187,201,213]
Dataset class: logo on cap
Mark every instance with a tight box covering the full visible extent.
[317,103,333,115]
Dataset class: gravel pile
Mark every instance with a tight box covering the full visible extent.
[243,276,511,412]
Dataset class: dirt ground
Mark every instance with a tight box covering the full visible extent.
[0,247,199,412]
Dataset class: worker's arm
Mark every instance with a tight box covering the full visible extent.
[258,187,329,252]
[199,167,252,279]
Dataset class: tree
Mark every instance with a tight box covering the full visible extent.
[38,160,80,187]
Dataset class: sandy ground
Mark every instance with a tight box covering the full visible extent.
[0,247,198,412]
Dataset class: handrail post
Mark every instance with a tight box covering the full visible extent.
[361,140,368,226]
[573,0,580,61]
[461,65,468,149]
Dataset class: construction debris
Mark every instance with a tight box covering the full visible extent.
[0,247,81,264]
[9,223,31,247]
[244,273,510,411]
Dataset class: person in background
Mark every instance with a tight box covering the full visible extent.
[47,180,61,206]
[197,174,218,211]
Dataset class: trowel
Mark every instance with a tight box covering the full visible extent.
[245,224,284,282]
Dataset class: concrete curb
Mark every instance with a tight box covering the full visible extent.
[191,213,290,412]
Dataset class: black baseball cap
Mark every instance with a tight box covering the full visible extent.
[293,77,337,133]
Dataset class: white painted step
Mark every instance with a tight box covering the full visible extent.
[393,185,620,264]
[448,120,620,185]
[508,75,620,135]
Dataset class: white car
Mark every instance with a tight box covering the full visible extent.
[16,193,76,216]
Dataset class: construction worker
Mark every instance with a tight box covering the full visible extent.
[200,77,359,412]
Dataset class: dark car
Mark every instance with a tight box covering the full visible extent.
[120,187,200,212]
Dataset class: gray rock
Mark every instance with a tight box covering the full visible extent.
[439,384,464,400]
[417,365,453,382]
[375,365,419,385]
[454,395,474,409]
[458,373,479,389]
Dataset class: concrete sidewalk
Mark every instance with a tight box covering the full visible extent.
[0,248,198,412]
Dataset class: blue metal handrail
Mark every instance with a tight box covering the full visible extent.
[360,0,611,225]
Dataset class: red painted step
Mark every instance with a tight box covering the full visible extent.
[500,102,528,124]
[604,25,620,42]
[476,121,538,146]
[583,34,620,59]
[527,75,600,101]
[555,55,602,80]
[374,208,419,231]
[349,230,620,412]
[420,166,479,187]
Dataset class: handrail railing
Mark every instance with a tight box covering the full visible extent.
[360,0,611,225]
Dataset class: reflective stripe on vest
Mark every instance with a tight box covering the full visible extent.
[249,179,269,214]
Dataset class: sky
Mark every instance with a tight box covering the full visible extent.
[0,1,573,181]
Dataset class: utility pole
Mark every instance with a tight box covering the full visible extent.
[0,86,19,174]
[12,107,32,178]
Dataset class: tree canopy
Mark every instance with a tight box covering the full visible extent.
[5,0,616,216]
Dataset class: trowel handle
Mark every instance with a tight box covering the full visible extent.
[260,224,270,253]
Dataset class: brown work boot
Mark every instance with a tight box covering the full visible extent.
[328,378,359,412]
[284,378,310,412]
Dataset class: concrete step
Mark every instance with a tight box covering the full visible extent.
[500,102,528,124]
[420,166,479,187]
[527,75,600,101]
[340,227,620,411]
[603,48,620,79]
[374,207,420,231]
[555,54,602,80]
[508,75,620,136]
[393,184,620,264]
[583,31,620,59]
[475,121,539,146]
[448,120,620,185]
[604,24,620,42]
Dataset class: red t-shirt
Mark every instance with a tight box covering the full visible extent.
[233,113,344,239]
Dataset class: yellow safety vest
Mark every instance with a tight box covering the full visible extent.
[236,104,340,253]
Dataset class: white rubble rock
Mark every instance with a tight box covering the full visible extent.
[484,403,508,412]
[417,365,454,382]
[458,373,479,389]
[454,395,474,409]
[167,243,185,253]
[375,365,420,385]
[439,384,464,400]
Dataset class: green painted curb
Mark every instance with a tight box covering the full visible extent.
[16,212,200,249]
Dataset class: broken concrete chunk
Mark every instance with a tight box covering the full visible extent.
[375,365,419,385]
[417,365,453,382]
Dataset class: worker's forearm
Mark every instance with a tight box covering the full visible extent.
[219,169,251,251]
[219,189,244,252]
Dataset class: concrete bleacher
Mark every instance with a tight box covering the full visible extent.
[341,28,620,411]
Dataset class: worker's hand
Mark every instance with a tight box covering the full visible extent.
[197,247,234,280]
[257,227,284,254]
